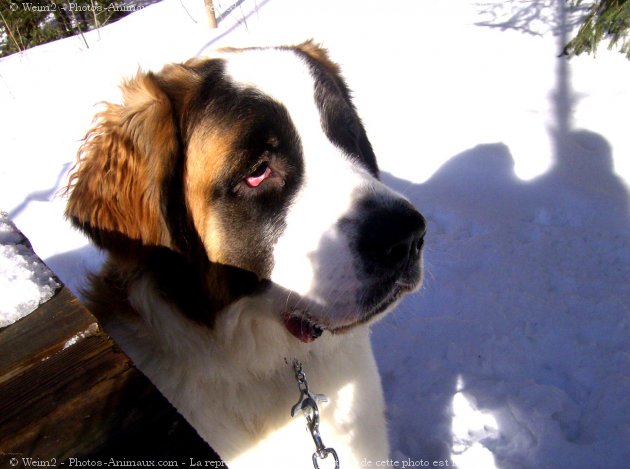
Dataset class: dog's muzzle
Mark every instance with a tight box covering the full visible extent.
[282,195,426,343]
[350,196,426,317]
[357,198,426,276]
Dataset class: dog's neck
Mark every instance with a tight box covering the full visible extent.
[86,259,337,378]
[103,246,264,325]
[90,263,387,468]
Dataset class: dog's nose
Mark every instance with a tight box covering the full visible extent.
[357,200,426,273]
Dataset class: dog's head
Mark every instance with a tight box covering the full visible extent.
[66,42,425,342]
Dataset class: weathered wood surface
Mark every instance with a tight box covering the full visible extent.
[0,286,221,465]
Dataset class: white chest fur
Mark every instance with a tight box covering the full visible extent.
[107,279,390,468]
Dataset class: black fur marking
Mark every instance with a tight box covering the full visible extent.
[154,60,276,324]
[295,50,380,177]
[211,95,304,278]
[158,58,304,308]
[188,67,305,279]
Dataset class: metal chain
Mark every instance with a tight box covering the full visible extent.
[291,360,340,469]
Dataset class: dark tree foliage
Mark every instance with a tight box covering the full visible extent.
[564,0,630,58]
[0,0,130,57]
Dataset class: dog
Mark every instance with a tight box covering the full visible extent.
[66,41,426,468]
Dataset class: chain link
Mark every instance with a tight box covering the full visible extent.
[291,360,340,469]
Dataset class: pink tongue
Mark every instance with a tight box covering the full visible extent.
[284,316,318,343]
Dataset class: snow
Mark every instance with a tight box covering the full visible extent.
[1,0,629,466]
[0,212,59,327]
[62,323,100,350]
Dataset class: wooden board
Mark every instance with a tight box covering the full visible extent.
[0,286,222,465]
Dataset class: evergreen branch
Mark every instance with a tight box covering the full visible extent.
[0,9,23,53]
[565,0,630,59]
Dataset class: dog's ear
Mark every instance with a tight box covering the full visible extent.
[66,71,181,251]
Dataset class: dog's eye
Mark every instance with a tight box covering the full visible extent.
[245,161,271,188]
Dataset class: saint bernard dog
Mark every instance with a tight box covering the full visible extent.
[66,41,426,468]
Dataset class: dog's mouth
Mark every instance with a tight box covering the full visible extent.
[283,312,324,343]
[281,284,410,343]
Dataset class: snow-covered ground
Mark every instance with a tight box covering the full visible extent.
[0,211,59,326]
[1,0,629,467]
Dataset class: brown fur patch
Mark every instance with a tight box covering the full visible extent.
[66,72,178,250]
[294,40,342,77]
[184,127,235,263]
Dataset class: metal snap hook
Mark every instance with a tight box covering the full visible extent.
[291,360,341,468]
[312,447,340,469]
